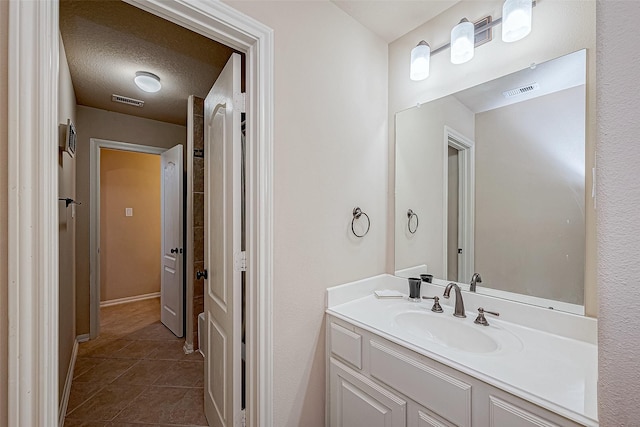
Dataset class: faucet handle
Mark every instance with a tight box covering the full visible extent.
[422,296,443,313]
[474,307,499,326]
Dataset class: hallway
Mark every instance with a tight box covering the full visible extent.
[64,298,207,426]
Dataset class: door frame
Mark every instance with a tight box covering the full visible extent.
[443,126,475,283]
[6,0,274,426]
[89,139,167,339]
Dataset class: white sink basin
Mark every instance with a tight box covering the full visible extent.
[394,311,500,353]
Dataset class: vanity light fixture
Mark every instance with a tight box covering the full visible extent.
[134,71,162,93]
[410,0,534,80]
[502,0,533,42]
[410,40,431,81]
[451,18,475,64]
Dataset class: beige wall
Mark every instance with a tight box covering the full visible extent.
[597,0,640,423]
[100,149,161,302]
[0,0,8,423]
[475,86,585,305]
[58,35,77,401]
[389,0,597,316]
[395,96,474,276]
[75,106,185,334]
[225,2,388,426]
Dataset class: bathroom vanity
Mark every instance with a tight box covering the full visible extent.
[325,275,598,427]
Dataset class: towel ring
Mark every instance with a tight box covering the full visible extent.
[351,207,370,238]
[407,209,419,234]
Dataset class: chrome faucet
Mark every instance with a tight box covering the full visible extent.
[470,272,482,292]
[443,283,466,318]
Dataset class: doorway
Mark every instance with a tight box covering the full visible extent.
[444,126,475,283]
[98,148,163,308]
[90,139,171,338]
[7,1,274,426]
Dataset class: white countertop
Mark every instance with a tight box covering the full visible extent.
[326,274,598,426]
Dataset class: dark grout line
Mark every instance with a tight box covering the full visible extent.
[107,385,151,423]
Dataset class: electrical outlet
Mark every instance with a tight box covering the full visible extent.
[125,208,133,217]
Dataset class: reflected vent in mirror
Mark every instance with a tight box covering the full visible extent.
[111,94,145,107]
[502,82,540,98]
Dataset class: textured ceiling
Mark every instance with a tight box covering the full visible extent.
[331,0,460,42]
[60,0,236,126]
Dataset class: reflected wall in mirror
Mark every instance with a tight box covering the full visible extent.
[395,50,586,313]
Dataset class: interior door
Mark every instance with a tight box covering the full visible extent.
[204,52,243,427]
[160,144,184,337]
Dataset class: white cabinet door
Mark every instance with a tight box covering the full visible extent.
[330,358,406,427]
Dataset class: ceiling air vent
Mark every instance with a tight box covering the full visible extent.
[111,94,145,107]
[502,82,540,98]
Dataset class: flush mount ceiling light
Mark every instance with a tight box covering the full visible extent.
[502,0,533,42]
[134,71,162,93]
[410,40,431,81]
[410,0,535,81]
[451,18,475,64]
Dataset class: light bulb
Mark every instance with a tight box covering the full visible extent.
[502,0,532,43]
[451,18,475,64]
[410,41,431,81]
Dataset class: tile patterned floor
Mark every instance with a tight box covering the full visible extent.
[64,298,208,427]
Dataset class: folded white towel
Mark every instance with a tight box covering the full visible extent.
[374,290,404,299]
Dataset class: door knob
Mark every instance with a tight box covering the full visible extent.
[196,269,208,280]
[170,248,178,254]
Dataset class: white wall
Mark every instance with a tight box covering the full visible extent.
[225,2,388,425]
[388,0,597,315]
[57,35,77,401]
[597,0,640,423]
[0,0,8,423]
[395,96,474,277]
[475,86,585,305]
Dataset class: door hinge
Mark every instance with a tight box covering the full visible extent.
[234,251,247,272]
[234,92,246,113]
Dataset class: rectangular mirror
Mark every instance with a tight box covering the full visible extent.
[395,49,587,314]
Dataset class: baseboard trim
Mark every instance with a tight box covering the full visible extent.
[59,338,79,427]
[100,292,160,307]
[76,334,90,343]
[183,341,194,354]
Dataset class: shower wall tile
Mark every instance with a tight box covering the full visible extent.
[193,261,204,298]
[194,158,204,193]
[193,227,204,263]
[190,95,206,350]
[194,193,204,228]
[194,115,204,151]
[194,296,204,315]
[194,96,204,117]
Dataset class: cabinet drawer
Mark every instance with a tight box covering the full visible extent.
[370,340,471,427]
[330,322,362,369]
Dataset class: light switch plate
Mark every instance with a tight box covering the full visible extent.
[125,208,133,217]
